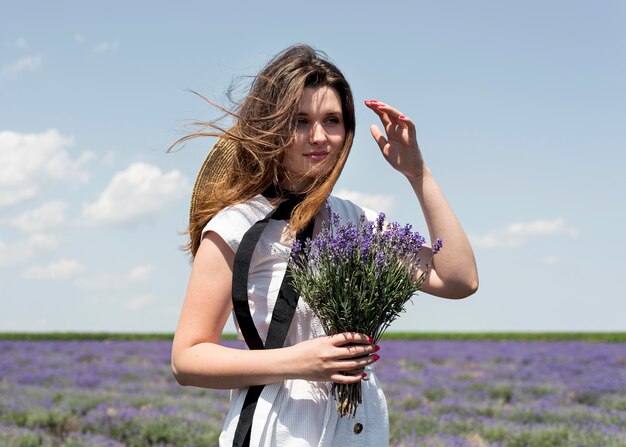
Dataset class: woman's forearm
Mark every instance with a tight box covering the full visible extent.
[172,333,378,390]
[408,166,479,298]
[172,342,298,389]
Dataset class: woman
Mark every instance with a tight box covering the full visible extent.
[171,44,478,446]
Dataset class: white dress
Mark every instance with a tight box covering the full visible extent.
[202,194,390,447]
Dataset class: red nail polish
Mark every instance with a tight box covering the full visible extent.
[361,372,367,378]
[367,337,374,344]
[373,354,380,361]
[371,100,378,103]
[399,115,406,119]
[374,345,380,352]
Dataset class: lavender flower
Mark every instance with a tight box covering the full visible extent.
[432,238,443,254]
[290,207,442,417]
[1,338,624,445]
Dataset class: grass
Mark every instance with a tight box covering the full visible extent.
[0,332,625,342]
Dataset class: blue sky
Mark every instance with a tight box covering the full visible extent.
[1,1,624,333]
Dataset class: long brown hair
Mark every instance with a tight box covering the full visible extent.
[170,44,356,257]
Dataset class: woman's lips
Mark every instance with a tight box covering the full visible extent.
[304,152,329,161]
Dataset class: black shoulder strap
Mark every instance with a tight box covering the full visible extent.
[231,196,314,447]
[231,205,280,351]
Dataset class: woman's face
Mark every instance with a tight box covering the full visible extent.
[281,86,346,192]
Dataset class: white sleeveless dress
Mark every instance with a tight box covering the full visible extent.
[202,194,389,447]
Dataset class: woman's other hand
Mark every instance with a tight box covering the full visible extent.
[365,100,425,179]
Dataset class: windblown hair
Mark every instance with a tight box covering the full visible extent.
[170,44,356,258]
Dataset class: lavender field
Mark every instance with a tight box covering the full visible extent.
[1,338,625,446]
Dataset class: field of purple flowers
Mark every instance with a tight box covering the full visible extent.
[1,339,625,446]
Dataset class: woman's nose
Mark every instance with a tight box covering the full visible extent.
[310,122,327,144]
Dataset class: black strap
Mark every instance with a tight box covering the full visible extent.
[231,192,314,447]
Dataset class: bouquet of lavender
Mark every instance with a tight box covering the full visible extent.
[290,207,441,418]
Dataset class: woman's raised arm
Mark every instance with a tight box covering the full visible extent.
[365,100,479,299]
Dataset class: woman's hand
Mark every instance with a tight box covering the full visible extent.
[287,332,380,384]
[365,100,425,179]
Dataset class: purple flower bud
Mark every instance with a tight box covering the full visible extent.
[376,213,385,232]
[432,238,443,254]
[291,239,302,256]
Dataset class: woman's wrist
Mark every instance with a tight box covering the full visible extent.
[405,164,431,183]
[276,344,303,380]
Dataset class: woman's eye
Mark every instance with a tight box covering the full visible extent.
[325,117,340,125]
[296,118,308,127]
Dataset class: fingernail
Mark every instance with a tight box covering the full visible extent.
[370,100,378,103]
[367,337,374,344]
[361,373,367,378]
[374,345,380,352]
[399,115,406,119]
[373,354,380,361]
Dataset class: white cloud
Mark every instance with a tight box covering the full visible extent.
[0,129,92,209]
[6,37,27,49]
[9,201,68,233]
[0,318,50,331]
[23,258,85,280]
[333,188,395,215]
[0,233,60,266]
[471,218,579,249]
[73,263,156,291]
[101,151,117,166]
[81,162,190,225]
[541,255,560,265]
[507,219,578,237]
[152,305,180,316]
[92,40,119,54]
[0,185,36,207]
[128,264,155,282]
[74,33,85,44]
[27,233,59,250]
[124,294,156,310]
[1,55,42,79]
[73,273,121,291]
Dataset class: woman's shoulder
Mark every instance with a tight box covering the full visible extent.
[200,195,273,250]
[214,195,273,223]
